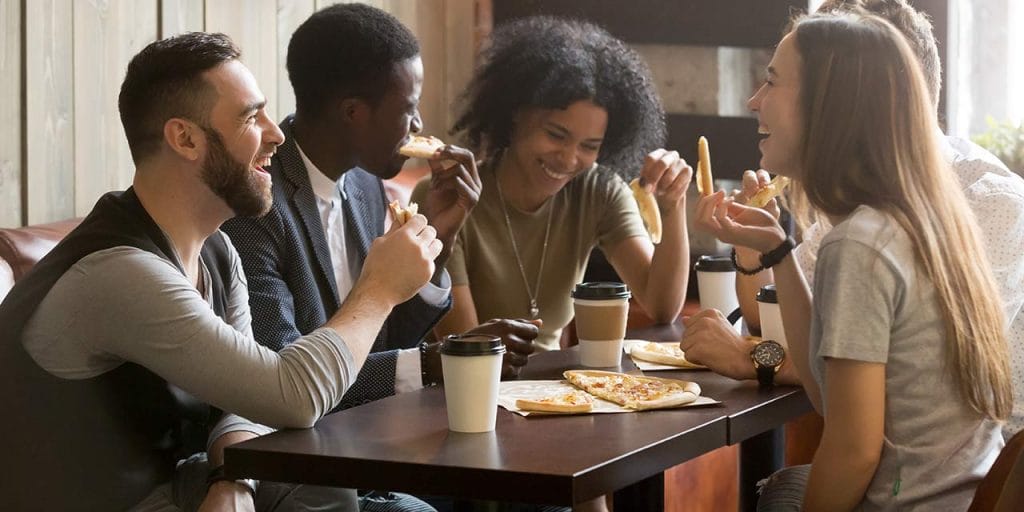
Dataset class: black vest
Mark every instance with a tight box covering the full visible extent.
[0,189,233,511]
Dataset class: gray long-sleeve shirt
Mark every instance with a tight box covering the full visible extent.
[22,232,358,437]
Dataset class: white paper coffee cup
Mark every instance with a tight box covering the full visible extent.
[695,255,740,330]
[572,282,631,367]
[440,335,505,433]
[756,284,787,347]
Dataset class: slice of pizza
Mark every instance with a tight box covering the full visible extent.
[629,178,662,244]
[388,200,419,226]
[399,135,446,159]
[747,175,791,208]
[563,370,700,410]
[630,342,704,369]
[515,390,595,413]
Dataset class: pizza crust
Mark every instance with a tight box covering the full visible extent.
[629,178,662,244]
[563,370,700,411]
[515,390,594,413]
[388,200,419,226]
[399,135,446,159]
[630,342,702,369]
[696,136,714,197]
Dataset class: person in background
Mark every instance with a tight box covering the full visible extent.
[695,11,1011,510]
[417,16,692,355]
[681,0,1024,440]
[0,32,440,511]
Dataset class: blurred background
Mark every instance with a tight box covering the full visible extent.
[0,0,1020,229]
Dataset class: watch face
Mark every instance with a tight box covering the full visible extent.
[753,340,785,367]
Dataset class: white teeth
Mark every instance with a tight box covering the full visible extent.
[540,162,567,180]
[758,127,771,135]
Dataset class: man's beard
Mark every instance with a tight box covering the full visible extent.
[200,126,272,217]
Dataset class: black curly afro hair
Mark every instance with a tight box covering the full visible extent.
[451,16,666,176]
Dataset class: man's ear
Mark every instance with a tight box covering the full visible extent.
[163,118,203,162]
[339,97,371,126]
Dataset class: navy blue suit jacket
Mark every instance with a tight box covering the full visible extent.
[222,116,450,409]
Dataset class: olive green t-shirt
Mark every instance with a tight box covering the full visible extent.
[413,166,647,350]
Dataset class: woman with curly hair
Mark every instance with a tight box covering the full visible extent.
[414,16,692,353]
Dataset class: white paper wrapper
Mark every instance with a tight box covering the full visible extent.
[498,379,719,416]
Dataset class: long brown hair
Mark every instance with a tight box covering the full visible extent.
[793,13,1011,420]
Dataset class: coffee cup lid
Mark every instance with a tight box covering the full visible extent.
[756,284,778,303]
[571,281,631,300]
[440,334,506,356]
[694,255,735,272]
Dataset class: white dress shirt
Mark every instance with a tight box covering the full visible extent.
[793,135,1024,439]
[297,145,451,392]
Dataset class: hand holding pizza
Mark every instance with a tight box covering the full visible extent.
[360,214,442,306]
[420,143,483,265]
[736,169,782,219]
[637,148,692,215]
[695,190,786,254]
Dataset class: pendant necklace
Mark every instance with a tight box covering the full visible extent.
[494,170,554,319]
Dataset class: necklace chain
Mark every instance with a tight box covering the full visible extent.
[494,170,554,319]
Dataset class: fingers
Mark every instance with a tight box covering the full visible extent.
[466,318,539,356]
[640,149,684,192]
[740,170,760,200]
[694,190,728,234]
[400,215,444,260]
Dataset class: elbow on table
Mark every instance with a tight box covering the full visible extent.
[250,402,323,430]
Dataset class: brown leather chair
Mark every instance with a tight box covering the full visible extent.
[0,219,81,301]
[969,429,1024,512]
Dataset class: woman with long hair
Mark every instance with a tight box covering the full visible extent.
[414,16,692,353]
[696,11,1011,511]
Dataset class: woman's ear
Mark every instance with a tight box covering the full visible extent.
[163,118,203,162]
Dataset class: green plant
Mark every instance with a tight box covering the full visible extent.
[972,117,1024,176]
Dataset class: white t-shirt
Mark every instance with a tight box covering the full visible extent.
[795,136,1024,439]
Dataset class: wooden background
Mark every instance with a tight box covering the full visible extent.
[0,0,479,228]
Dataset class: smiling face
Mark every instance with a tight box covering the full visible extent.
[505,99,608,199]
[200,60,284,216]
[356,56,424,180]
[748,32,804,176]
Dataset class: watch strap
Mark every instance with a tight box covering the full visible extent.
[756,363,776,388]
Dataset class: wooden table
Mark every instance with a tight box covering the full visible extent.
[226,337,810,509]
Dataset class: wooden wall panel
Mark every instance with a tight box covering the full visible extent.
[392,0,446,136]
[442,0,477,136]
[73,0,158,216]
[6,0,479,226]
[205,1,279,118]
[25,0,74,224]
[160,0,205,37]
[0,0,22,227]
[276,0,316,120]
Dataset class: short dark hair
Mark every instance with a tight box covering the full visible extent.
[118,32,240,164]
[816,0,941,106]
[452,16,665,174]
[287,3,420,117]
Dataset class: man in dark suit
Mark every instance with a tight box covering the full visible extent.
[221,5,537,411]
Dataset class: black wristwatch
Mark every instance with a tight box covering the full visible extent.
[750,340,786,387]
[207,464,258,497]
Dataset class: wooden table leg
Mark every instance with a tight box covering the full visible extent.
[739,427,785,512]
[613,473,665,512]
